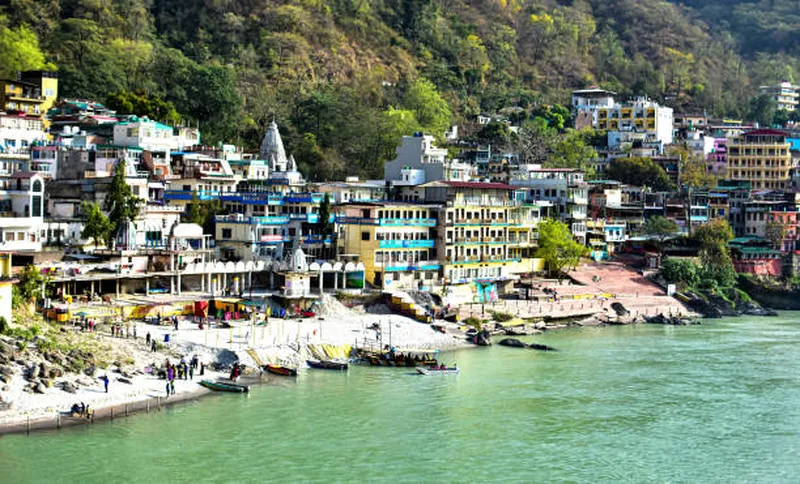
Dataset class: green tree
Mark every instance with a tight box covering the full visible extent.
[81,201,112,249]
[764,221,786,250]
[14,264,47,306]
[547,129,597,174]
[474,121,510,148]
[404,78,451,138]
[606,157,673,191]
[692,219,737,288]
[748,94,776,127]
[535,219,587,278]
[660,258,700,290]
[103,160,142,247]
[106,90,181,125]
[185,191,223,235]
[184,64,242,143]
[0,18,54,78]
[514,118,556,165]
[643,216,680,252]
[317,193,335,259]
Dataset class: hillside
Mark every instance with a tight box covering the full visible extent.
[1,0,799,179]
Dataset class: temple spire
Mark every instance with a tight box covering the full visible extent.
[259,121,288,167]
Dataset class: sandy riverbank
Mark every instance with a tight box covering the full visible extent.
[0,295,468,435]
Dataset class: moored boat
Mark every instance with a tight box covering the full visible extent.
[417,366,460,375]
[264,364,298,377]
[199,379,250,393]
[306,359,349,371]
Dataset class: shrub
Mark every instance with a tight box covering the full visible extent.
[661,258,700,289]
[0,317,7,335]
[463,316,482,329]
[489,311,515,322]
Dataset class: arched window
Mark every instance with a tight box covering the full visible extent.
[32,180,42,192]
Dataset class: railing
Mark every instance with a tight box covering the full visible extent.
[214,214,290,225]
[379,218,436,227]
[379,260,441,271]
[378,240,435,249]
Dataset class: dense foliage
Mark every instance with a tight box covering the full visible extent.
[3,0,799,178]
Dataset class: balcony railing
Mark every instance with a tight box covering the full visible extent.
[378,239,435,249]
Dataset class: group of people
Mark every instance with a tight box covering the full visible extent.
[161,355,204,398]
[145,332,159,353]
[77,318,96,333]
[69,402,93,418]
[110,323,135,338]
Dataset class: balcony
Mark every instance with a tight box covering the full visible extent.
[164,190,221,201]
[378,239,435,249]
[215,214,290,225]
[379,260,441,272]
[284,193,324,204]
[379,218,436,227]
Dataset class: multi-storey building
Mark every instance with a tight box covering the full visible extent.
[420,181,541,288]
[707,137,728,175]
[316,178,386,204]
[384,133,474,186]
[759,81,799,112]
[583,96,674,148]
[510,168,588,243]
[0,113,46,153]
[0,172,46,257]
[727,129,792,190]
[337,202,439,290]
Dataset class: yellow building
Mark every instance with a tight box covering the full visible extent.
[727,129,792,190]
[420,181,541,286]
[337,202,440,290]
[0,71,58,121]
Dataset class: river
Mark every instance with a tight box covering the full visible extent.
[1,314,799,483]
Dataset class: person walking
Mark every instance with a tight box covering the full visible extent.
[189,364,194,380]
[151,339,157,353]
[102,374,109,393]
[200,362,205,376]
[146,332,151,345]
[165,381,171,398]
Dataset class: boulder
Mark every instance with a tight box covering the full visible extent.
[84,364,97,377]
[38,362,48,379]
[24,363,38,381]
[0,365,13,377]
[528,343,559,352]
[118,377,133,385]
[505,324,542,336]
[33,381,46,394]
[498,338,527,348]
[533,321,547,330]
[61,381,77,394]
[40,378,52,388]
[48,367,63,379]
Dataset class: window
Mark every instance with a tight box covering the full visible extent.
[361,231,370,241]
[221,229,232,239]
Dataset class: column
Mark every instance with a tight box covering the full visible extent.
[248,271,253,293]
[318,271,323,294]
[177,270,181,296]
[334,271,339,290]
[223,273,227,293]
[145,278,150,296]
[115,280,120,299]
[170,276,175,295]
[201,273,205,293]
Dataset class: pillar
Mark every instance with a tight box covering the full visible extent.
[223,273,227,293]
[90,280,94,295]
[334,271,339,290]
[201,273,205,293]
[145,278,150,295]
[170,276,175,295]
[177,270,181,295]
[248,271,253,293]
[318,271,323,294]
[361,271,365,291]
[116,280,120,299]
[269,271,275,289]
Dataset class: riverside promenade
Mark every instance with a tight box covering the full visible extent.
[458,262,692,321]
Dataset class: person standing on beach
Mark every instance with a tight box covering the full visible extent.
[200,362,205,376]
[146,332,151,345]
[103,375,109,393]
[151,340,157,353]
[189,364,194,380]
[166,381,170,398]
[170,380,175,395]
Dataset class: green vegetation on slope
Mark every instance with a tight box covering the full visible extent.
[2,0,799,179]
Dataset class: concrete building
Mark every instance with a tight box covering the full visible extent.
[510,168,588,243]
[0,172,45,255]
[0,113,46,153]
[759,81,799,112]
[384,134,474,186]
[337,202,439,290]
[727,129,793,190]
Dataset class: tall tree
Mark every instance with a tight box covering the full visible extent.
[81,201,112,249]
[536,219,587,278]
[103,160,142,247]
[404,78,451,139]
[642,216,679,253]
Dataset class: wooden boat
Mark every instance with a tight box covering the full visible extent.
[417,367,460,375]
[264,364,298,377]
[306,359,349,371]
[367,353,438,367]
[199,379,250,393]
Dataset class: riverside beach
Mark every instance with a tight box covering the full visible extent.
[0,262,696,435]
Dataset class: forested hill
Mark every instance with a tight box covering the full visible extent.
[1,0,799,179]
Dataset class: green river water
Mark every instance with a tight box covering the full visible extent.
[1,314,800,483]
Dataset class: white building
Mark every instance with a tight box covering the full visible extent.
[0,113,46,153]
[384,134,474,186]
[759,81,799,112]
[0,172,46,253]
[113,117,200,155]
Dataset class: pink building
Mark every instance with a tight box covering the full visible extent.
[706,138,727,175]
